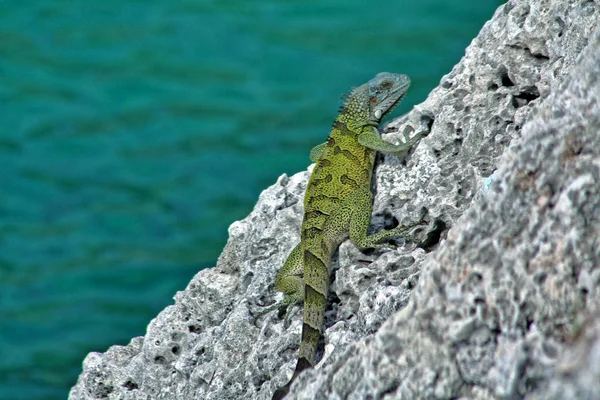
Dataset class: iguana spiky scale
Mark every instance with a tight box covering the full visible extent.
[272,72,426,399]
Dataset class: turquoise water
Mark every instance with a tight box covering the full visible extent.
[0,1,501,399]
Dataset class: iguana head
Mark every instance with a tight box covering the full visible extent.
[343,72,410,127]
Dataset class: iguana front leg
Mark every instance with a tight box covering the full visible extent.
[346,187,422,249]
[358,126,426,158]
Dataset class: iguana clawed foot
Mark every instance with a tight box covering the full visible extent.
[255,292,301,327]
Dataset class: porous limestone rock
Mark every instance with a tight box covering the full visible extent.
[69,0,600,399]
[291,9,600,400]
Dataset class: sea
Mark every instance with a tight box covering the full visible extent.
[0,1,502,398]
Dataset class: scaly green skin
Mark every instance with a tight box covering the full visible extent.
[272,73,426,399]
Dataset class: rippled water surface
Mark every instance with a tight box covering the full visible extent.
[0,1,501,398]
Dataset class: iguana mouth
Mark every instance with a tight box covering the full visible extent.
[374,91,407,123]
[382,93,405,118]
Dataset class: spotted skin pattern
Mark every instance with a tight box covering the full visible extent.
[272,73,426,399]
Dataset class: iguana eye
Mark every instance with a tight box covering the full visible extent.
[380,80,392,89]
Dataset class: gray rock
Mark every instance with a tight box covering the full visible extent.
[69,0,600,399]
[525,311,600,400]
[292,6,600,399]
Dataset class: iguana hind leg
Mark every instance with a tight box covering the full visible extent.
[271,243,304,318]
[347,187,421,250]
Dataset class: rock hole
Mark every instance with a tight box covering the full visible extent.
[92,381,114,398]
[533,272,547,285]
[402,124,415,137]
[381,383,399,397]
[453,138,463,156]
[441,79,453,89]
[277,305,288,319]
[490,116,502,126]
[421,115,434,132]
[329,291,341,305]
[531,52,550,60]
[500,72,514,87]
[384,213,399,229]
[242,272,254,291]
[515,86,540,103]
[525,315,534,331]
[361,248,375,256]
[511,95,520,108]
[418,219,446,251]
[372,210,399,230]
[554,16,566,37]
[385,261,400,273]
[123,380,139,391]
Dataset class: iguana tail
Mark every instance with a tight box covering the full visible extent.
[271,357,311,400]
[272,244,330,399]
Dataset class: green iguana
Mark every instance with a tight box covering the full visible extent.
[271,72,426,399]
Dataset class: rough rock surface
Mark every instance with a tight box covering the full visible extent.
[69,0,600,399]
